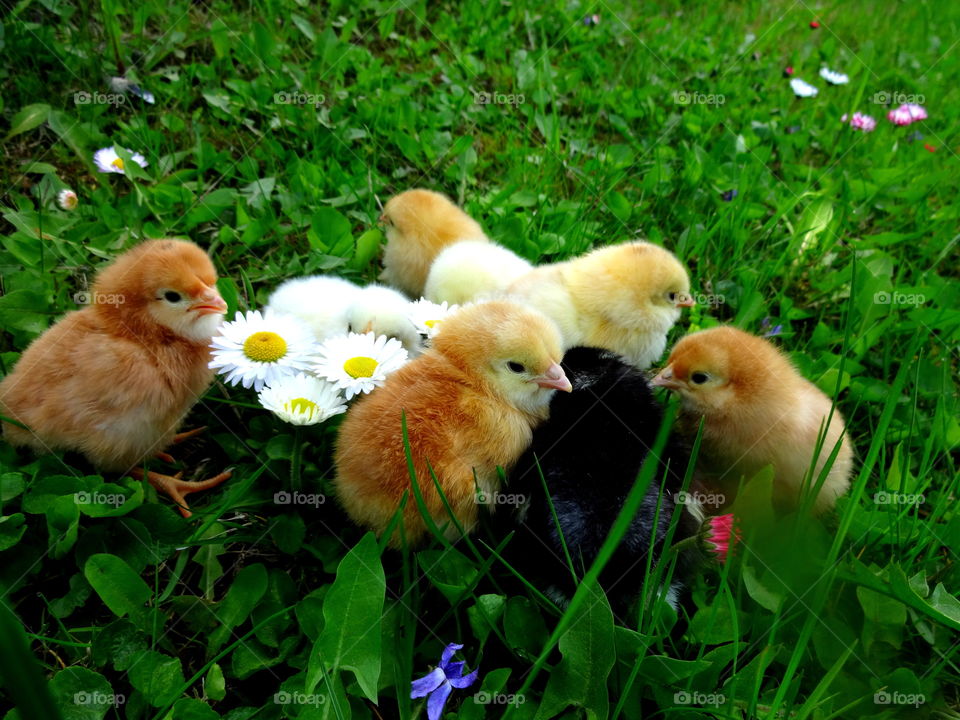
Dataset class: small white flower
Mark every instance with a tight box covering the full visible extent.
[314,332,408,400]
[819,67,849,85]
[790,78,819,97]
[57,189,78,210]
[258,373,347,425]
[209,310,319,391]
[94,146,149,174]
[407,298,459,338]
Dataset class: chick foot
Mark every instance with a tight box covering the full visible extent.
[172,426,208,444]
[132,468,232,518]
[154,427,209,464]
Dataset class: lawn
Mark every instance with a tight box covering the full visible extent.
[0,0,958,718]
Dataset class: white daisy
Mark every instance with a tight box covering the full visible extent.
[314,332,409,400]
[57,189,78,210]
[819,67,849,85]
[407,298,459,338]
[258,373,347,425]
[789,78,819,97]
[209,310,319,391]
[94,146,149,174]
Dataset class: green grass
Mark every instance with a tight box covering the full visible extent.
[1,0,958,718]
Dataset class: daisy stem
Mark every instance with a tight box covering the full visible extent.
[290,426,302,492]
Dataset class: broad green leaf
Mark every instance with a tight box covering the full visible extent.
[308,207,352,251]
[0,513,26,551]
[126,650,185,707]
[308,533,384,703]
[351,228,383,270]
[205,663,226,702]
[208,563,268,655]
[83,553,152,625]
[536,581,615,720]
[0,473,25,502]
[5,103,50,140]
[49,667,113,720]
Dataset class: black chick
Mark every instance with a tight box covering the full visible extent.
[500,347,700,616]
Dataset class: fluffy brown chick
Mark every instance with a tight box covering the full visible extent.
[0,239,231,516]
[505,241,693,368]
[333,300,571,546]
[379,189,488,297]
[651,326,853,513]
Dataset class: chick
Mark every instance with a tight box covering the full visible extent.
[333,300,572,546]
[424,240,533,305]
[503,347,699,612]
[349,284,424,355]
[266,277,423,354]
[651,326,853,512]
[0,239,231,516]
[265,275,361,340]
[505,241,694,369]
[379,189,488,297]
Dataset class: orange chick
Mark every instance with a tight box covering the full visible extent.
[379,189,488,297]
[505,241,694,368]
[651,326,853,512]
[0,239,232,517]
[333,300,572,546]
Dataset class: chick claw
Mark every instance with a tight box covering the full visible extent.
[172,426,208,444]
[133,468,232,518]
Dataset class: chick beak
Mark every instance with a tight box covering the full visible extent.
[650,367,682,390]
[675,293,696,308]
[190,291,228,316]
[533,362,573,392]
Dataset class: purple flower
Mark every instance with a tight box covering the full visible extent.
[582,13,600,25]
[411,643,479,720]
[761,317,783,337]
[721,189,738,201]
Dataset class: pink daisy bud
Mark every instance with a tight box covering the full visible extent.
[57,189,78,211]
[843,112,876,132]
[701,513,741,564]
[904,103,927,121]
[887,105,914,126]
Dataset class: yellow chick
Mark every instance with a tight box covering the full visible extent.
[651,326,854,512]
[379,189,488,297]
[0,240,231,516]
[506,241,693,368]
[424,240,533,305]
[333,300,571,546]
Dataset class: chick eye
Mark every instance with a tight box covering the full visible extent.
[691,371,709,385]
[507,361,526,373]
[163,291,182,303]
[667,291,677,303]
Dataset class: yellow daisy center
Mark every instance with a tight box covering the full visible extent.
[111,157,125,170]
[343,356,378,378]
[287,397,317,415]
[243,331,288,362]
[424,319,438,328]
